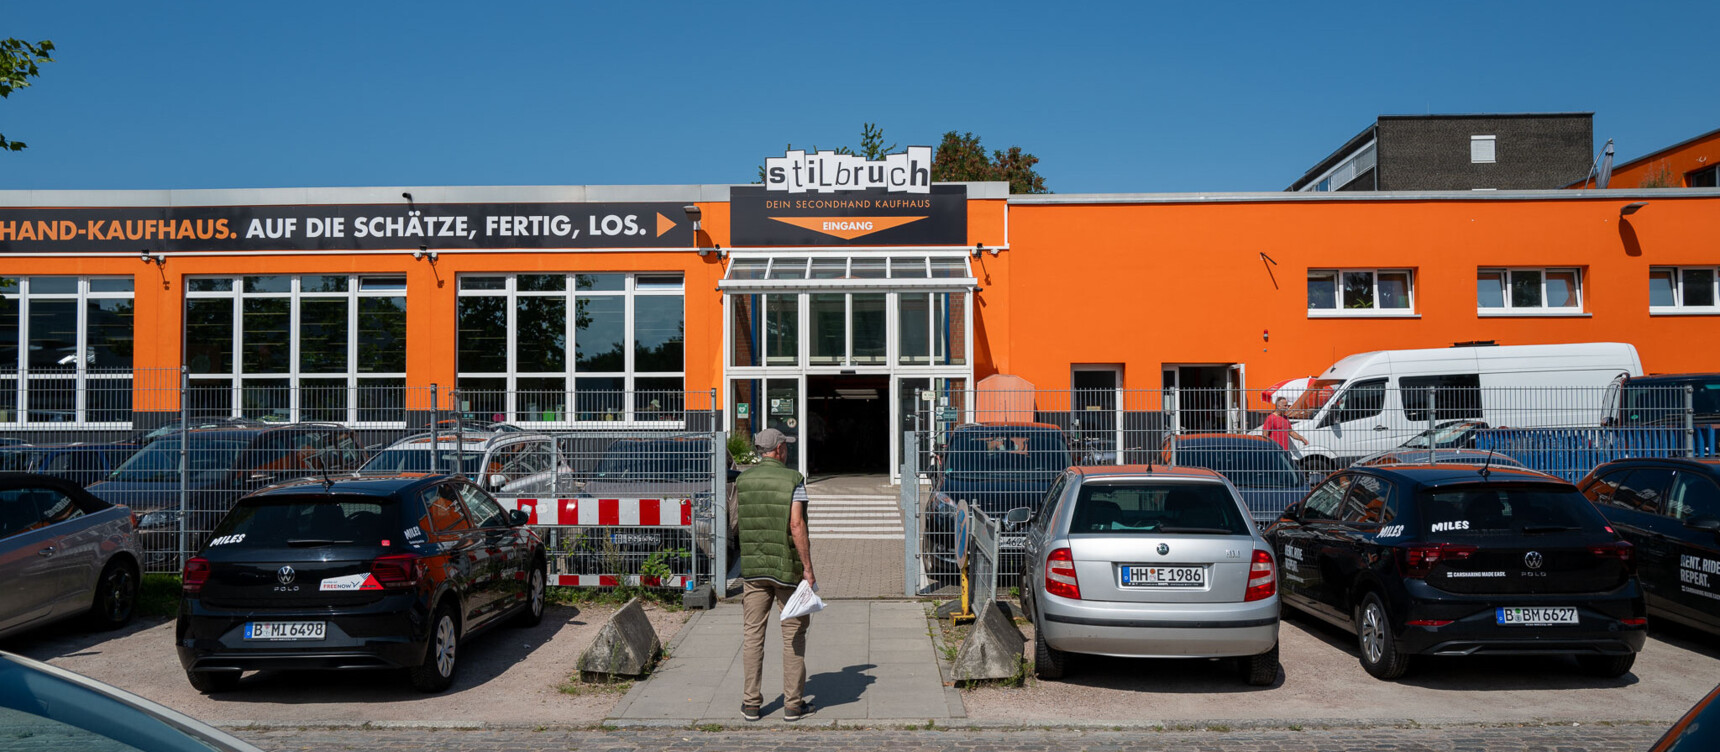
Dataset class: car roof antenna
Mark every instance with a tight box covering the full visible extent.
[311,454,334,493]
[1478,449,1494,481]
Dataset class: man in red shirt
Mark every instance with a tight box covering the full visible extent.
[1263,397,1308,451]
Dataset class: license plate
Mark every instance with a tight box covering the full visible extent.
[244,621,327,640]
[1496,607,1578,626]
[1121,565,1205,587]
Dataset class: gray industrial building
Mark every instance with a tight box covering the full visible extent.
[1288,113,1594,192]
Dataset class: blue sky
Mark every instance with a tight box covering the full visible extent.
[3,1,1717,194]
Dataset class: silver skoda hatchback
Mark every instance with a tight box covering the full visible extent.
[1014,465,1281,684]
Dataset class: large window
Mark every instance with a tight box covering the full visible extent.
[456,273,684,424]
[1650,266,1718,314]
[0,276,134,424]
[1477,267,1582,314]
[1307,269,1414,315]
[186,275,407,423]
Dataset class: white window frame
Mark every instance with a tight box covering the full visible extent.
[1471,135,1497,164]
[1649,265,1720,316]
[185,274,409,426]
[454,272,686,427]
[1476,267,1586,317]
[0,276,136,426]
[1306,268,1417,318]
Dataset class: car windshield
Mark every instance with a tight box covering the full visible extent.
[107,438,248,482]
[944,430,1072,474]
[1289,378,1343,416]
[593,441,710,482]
[362,448,485,475]
[1623,381,1720,423]
[209,495,397,547]
[1399,422,1483,449]
[1417,484,1608,540]
[1173,448,1302,488]
[1068,481,1250,536]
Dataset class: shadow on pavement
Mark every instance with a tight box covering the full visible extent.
[1046,654,1279,694]
[806,662,878,710]
[1,615,172,658]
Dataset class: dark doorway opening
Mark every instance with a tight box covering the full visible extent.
[806,375,890,476]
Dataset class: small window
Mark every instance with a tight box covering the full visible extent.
[423,486,473,533]
[1341,475,1396,525]
[1302,475,1353,521]
[1307,269,1414,314]
[1471,135,1496,164]
[1650,266,1719,313]
[1668,473,1720,523]
[1477,268,1582,312]
[1401,375,1483,422]
[456,484,510,528]
[1324,379,1387,426]
[1614,468,1675,515]
[1687,165,1719,188]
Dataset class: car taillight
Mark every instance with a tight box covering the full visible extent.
[371,553,422,588]
[1406,619,1454,627]
[1397,543,1478,579]
[1244,549,1276,602]
[1590,540,1636,575]
[1621,617,1647,627]
[182,557,210,594]
[1045,547,1080,600]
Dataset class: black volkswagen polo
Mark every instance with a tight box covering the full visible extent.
[1265,464,1645,680]
[175,474,546,693]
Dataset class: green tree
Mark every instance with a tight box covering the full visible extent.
[1,38,55,152]
[932,131,1048,194]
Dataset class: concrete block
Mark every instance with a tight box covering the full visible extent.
[577,598,662,678]
[951,600,1026,682]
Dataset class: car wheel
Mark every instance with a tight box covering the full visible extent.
[88,559,139,630]
[185,670,241,694]
[512,561,547,628]
[1301,455,1339,474]
[1242,642,1280,686]
[1356,593,1411,680]
[1033,628,1068,680]
[1576,653,1636,678]
[409,603,461,693]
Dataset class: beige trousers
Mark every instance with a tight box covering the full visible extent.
[741,579,810,709]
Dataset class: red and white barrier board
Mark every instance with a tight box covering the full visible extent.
[554,574,687,588]
[497,497,693,527]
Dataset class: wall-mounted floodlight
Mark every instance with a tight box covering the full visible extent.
[139,250,164,266]
[412,245,438,263]
[1621,202,1648,217]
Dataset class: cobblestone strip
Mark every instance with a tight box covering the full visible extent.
[237,723,1664,752]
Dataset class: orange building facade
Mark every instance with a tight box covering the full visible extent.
[1,173,1717,476]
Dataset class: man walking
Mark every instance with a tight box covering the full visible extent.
[736,428,816,722]
[1264,397,1308,452]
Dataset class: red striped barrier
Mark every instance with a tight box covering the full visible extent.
[497,497,693,527]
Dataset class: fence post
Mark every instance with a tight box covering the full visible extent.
[450,387,463,477]
[1686,384,1697,458]
[1427,386,1436,463]
[711,426,726,599]
[430,383,439,438]
[177,366,189,572]
[902,430,918,598]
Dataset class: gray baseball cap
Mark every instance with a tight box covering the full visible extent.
[754,428,797,451]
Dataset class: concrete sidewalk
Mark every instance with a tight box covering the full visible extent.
[610,600,963,724]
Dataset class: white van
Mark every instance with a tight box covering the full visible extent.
[1285,343,1642,470]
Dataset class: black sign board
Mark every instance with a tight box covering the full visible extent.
[730,185,967,247]
[0,202,695,253]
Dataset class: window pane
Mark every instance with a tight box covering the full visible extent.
[516,377,567,422]
[634,376,683,420]
[357,297,406,373]
[1683,269,1715,308]
[243,275,292,294]
[809,294,845,366]
[240,378,290,420]
[356,378,405,422]
[186,299,233,374]
[726,259,768,280]
[299,299,349,373]
[634,295,684,372]
[26,377,75,421]
[850,258,886,278]
[456,377,507,422]
[852,293,886,365]
[88,376,131,423]
[1545,270,1580,308]
[730,294,760,368]
[1509,270,1543,308]
[517,274,565,292]
[1341,271,1375,309]
[86,298,134,371]
[930,258,967,278]
[1650,269,1678,307]
[188,278,233,292]
[89,278,133,293]
[940,293,967,366]
[810,259,846,279]
[898,293,930,366]
[574,376,624,420]
[241,298,291,373]
[358,276,406,291]
[300,275,349,293]
[0,294,16,369]
[1306,271,1336,309]
[1377,272,1411,309]
[889,258,928,278]
[459,276,506,291]
[765,294,798,367]
[636,274,683,290]
[457,297,508,372]
[1477,271,1505,308]
[516,297,567,372]
[27,300,78,371]
[187,379,233,419]
[767,259,807,280]
[29,277,76,295]
[0,378,14,420]
[575,295,624,371]
[301,378,348,422]
[575,273,624,291]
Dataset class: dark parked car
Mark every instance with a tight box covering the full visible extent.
[1159,434,1312,523]
[0,473,141,640]
[1356,448,1526,469]
[924,423,1075,576]
[87,423,366,565]
[1264,464,1645,680]
[0,651,265,752]
[176,474,546,693]
[0,442,137,487]
[1651,680,1720,751]
[1578,457,1720,636]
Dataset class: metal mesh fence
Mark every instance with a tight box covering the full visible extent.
[908,384,1718,594]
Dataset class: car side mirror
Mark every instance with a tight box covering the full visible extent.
[509,509,530,526]
[1005,507,1033,525]
[1281,502,1301,521]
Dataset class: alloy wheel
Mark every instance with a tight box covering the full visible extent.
[1360,603,1385,664]
[434,616,457,677]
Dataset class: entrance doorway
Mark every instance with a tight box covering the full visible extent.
[806,375,891,476]
[1162,364,1246,433]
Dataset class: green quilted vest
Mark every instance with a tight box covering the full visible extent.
[736,458,805,586]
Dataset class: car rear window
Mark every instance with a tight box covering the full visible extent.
[208,495,398,547]
[1416,484,1609,540]
[945,430,1071,473]
[1068,481,1250,536]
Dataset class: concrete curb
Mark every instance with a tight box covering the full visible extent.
[920,602,969,719]
[210,717,1670,732]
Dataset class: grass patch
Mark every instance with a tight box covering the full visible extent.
[137,574,182,619]
[694,723,723,732]
[558,674,634,697]
[1206,724,1231,732]
[547,586,685,611]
